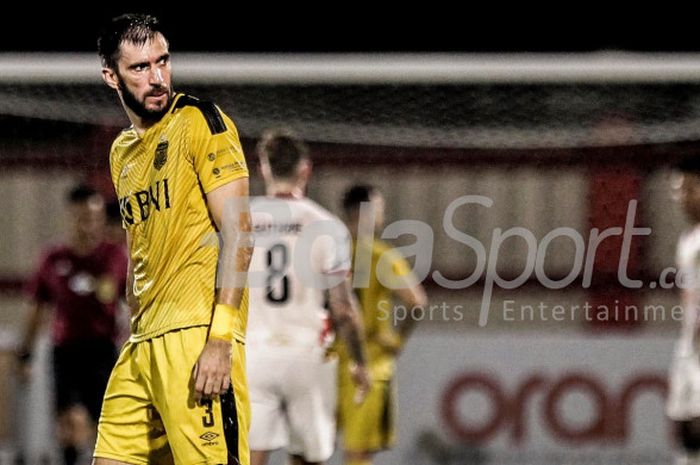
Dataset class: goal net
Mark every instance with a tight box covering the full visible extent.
[3,52,700,152]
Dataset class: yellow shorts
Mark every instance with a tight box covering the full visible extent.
[338,371,396,453]
[94,326,250,465]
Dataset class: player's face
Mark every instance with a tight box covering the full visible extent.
[370,193,386,232]
[347,193,386,237]
[114,33,173,121]
[677,173,700,222]
[69,199,105,244]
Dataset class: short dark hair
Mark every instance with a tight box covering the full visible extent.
[342,184,377,213]
[67,184,101,205]
[256,128,309,178]
[97,13,165,69]
[677,156,700,175]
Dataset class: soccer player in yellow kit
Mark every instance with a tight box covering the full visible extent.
[94,14,253,465]
[337,185,427,465]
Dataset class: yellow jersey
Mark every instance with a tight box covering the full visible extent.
[110,93,249,342]
[338,239,414,380]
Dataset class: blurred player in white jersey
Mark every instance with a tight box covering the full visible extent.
[668,157,700,465]
[247,128,369,465]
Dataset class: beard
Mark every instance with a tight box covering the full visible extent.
[118,79,173,122]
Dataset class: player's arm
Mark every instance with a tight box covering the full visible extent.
[328,277,366,366]
[378,252,428,355]
[15,300,45,377]
[186,102,251,400]
[328,276,370,401]
[16,255,51,376]
[113,236,132,345]
[207,177,253,312]
[194,177,253,400]
[124,231,138,314]
[390,277,428,348]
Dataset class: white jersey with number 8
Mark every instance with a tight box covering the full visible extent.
[246,195,351,348]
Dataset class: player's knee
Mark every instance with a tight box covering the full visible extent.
[344,451,372,465]
[250,450,269,465]
[679,420,700,452]
[288,454,322,465]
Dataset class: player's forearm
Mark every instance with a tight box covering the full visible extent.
[210,209,253,341]
[336,308,367,366]
[394,284,428,342]
[216,210,253,308]
[124,233,139,314]
[330,283,367,366]
[396,316,417,344]
[18,303,42,357]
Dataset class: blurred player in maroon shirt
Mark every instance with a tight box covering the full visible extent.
[104,200,126,248]
[16,184,128,465]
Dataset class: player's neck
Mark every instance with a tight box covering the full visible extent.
[126,108,159,136]
[69,237,100,257]
[267,183,305,199]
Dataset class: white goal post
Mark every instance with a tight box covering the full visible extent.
[3,52,700,84]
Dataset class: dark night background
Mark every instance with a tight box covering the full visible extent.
[1,7,697,53]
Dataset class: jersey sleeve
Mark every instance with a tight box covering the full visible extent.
[108,140,130,230]
[189,106,249,194]
[389,249,414,280]
[376,245,419,290]
[108,140,122,191]
[318,218,352,275]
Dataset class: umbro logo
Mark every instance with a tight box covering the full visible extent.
[200,432,219,442]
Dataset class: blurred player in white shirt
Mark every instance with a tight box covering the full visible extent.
[668,157,700,465]
[247,129,369,465]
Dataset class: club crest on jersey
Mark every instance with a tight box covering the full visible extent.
[154,137,169,170]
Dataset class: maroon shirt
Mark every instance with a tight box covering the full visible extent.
[27,241,128,347]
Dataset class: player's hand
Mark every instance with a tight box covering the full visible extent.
[193,338,232,402]
[349,362,371,404]
[376,332,403,356]
[14,350,32,383]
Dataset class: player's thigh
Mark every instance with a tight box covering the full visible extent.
[285,354,337,462]
[94,342,170,465]
[668,352,700,421]
[339,377,395,453]
[151,327,250,465]
[247,350,287,452]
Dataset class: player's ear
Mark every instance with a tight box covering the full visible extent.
[259,158,273,184]
[298,159,312,183]
[102,67,119,90]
